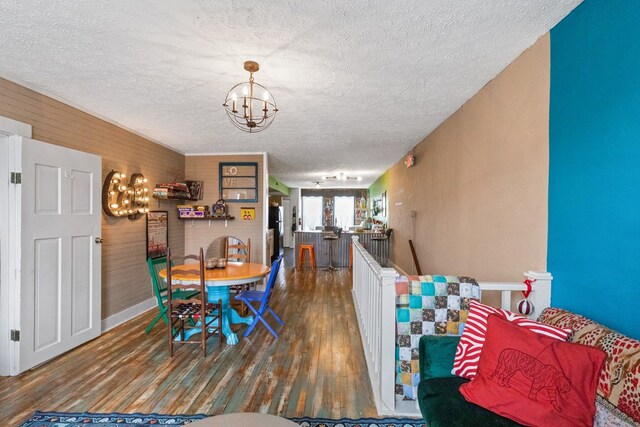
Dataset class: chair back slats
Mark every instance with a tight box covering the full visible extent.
[166,246,222,357]
[261,255,283,310]
[225,236,251,263]
[148,257,169,295]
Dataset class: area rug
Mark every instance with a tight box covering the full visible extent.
[20,411,207,426]
[21,411,426,427]
[289,417,425,427]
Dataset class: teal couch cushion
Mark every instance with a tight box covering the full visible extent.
[418,335,460,381]
[418,377,523,427]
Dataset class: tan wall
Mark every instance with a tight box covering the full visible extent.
[0,78,185,318]
[185,154,265,264]
[382,34,550,281]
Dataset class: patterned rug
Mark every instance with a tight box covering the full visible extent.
[20,411,206,426]
[21,411,425,427]
[290,417,425,427]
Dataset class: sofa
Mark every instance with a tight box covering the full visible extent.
[417,307,640,426]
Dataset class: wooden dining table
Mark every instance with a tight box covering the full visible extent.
[159,262,271,345]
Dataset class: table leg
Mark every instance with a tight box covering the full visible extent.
[230,307,254,326]
[179,285,256,346]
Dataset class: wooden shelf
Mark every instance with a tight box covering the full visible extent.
[153,194,197,201]
[178,215,235,221]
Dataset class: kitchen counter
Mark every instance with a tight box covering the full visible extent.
[294,230,387,267]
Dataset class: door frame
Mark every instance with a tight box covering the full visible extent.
[0,117,32,376]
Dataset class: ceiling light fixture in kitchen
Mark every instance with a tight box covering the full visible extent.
[321,172,362,182]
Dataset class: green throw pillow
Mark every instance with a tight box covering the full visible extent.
[419,335,461,381]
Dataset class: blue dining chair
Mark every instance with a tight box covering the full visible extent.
[235,255,284,338]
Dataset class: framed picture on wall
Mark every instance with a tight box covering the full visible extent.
[147,210,168,259]
[219,162,258,202]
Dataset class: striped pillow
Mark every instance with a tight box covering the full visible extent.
[452,300,572,379]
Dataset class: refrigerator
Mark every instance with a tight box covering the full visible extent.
[268,206,282,262]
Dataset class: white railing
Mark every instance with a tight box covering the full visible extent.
[351,235,553,417]
[351,236,398,415]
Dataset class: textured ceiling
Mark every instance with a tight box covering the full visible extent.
[0,0,581,188]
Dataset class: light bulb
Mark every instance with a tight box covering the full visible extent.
[110,203,118,209]
[242,86,248,96]
[357,176,363,181]
[143,188,148,192]
[143,178,148,183]
[109,191,115,195]
[145,208,149,213]
[112,179,119,184]
[123,200,129,205]
[232,93,237,101]
[315,183,320,189]
[321,176,327,180]
[263,92,269,101]
[144,197,149,202]
[119,185,126,192]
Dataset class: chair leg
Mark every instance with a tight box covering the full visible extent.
[267,307,284,326]
[145,306,169,334]
[243,311,279,339]
[168,317,174,357]
[259,315,279,339]
[243,316,259,337]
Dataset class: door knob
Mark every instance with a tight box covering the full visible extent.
[95,237,104,244]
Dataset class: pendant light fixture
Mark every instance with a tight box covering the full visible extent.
[223,61,278,133]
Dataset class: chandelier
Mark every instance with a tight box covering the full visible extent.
[223,61,278,133]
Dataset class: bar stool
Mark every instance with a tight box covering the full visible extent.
[323,227,341,271]
[298,244,316,270]
[371,228,392,266]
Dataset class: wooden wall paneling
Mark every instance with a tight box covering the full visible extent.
[0,77,186,319]
[185,154,265,264]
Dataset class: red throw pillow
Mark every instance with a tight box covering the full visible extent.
[460,315,606,427]
[452,300,572,379]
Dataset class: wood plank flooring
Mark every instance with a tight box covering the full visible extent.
[0,267,377,425]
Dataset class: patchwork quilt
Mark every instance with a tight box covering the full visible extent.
[395,275,480,401]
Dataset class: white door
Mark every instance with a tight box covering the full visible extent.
[17,136,102,372]
[282,198,292,248]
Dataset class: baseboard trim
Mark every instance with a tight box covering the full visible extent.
[101,297,156,333]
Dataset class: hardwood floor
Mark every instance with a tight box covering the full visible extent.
[0,267,377,425]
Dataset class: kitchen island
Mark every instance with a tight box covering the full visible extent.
[294,230,386,268]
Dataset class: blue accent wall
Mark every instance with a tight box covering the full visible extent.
[549,0,640,338]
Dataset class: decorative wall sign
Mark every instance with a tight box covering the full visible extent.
[219,162,258,202]
[241,207,255,220]
[102,170,150,219]
[146,211,168,259]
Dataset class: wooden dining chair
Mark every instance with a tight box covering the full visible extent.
[167,247,223,357]
[235,255,284,338]
[225,236,252,315]
[225,236,251,263]
[145,256,199,334]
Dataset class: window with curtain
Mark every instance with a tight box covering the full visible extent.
[302,196,323,230]
[334,196,355,229]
